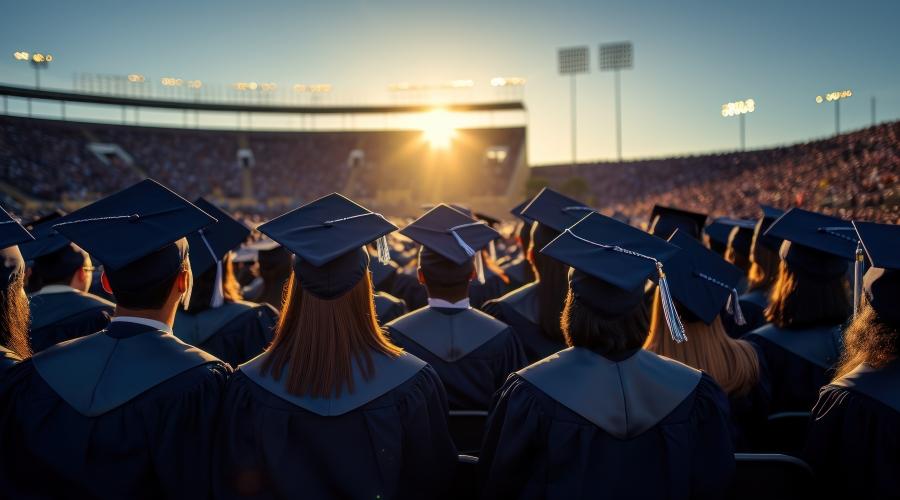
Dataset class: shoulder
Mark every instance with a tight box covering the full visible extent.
[375,291,405,306]
[483,282,536,315]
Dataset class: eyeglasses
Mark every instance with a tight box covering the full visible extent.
[83,266,96,273]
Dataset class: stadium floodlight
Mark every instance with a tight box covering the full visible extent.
[13,50,53,89]
[721,98,755,151]
[558,46,589,169]
[816,89,852,135]
[599,42,633,161]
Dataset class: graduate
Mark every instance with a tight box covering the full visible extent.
[805,220,900,498]
[173,198,278,366]
[373,288,408,324]
[21,214,114,352]
[371,250,428,310]
[644,230,771,450]
[244,238,293,310]
[0,206,34,375]
[0,180,230,498]
[478,212,734,500]
[386,204,526,410]
[648,204,708,240]
[743,208,853,413]
[213,193,457,499]
[500,199,537,289]
[483,188,586,363]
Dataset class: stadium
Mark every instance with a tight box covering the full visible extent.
[1,1,900,499]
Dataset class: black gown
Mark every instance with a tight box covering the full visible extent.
[805,360,900,498]
[743,323,843,413]
[213,350,458,499]
[372,260,428,311]
[0,321,229,498]
[174,300,277,366]
[483,283,566,364]
[728,342,773,451]
[0,345,21,377]
[469,270,512,310]
[374,291,407,324]
[501,257,534,291]
[28,289,115,352]
[478,348,735,499]
[386,306,527,410]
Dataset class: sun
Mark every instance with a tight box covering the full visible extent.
[420,108,456,149]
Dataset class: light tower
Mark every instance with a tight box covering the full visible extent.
[558,46,589,170]
[816,89,852,135]
[599,42,633,161]
[721,98,755,151]
[13,51,53,89]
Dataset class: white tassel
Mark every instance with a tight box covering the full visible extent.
[376,235,391,264]
[451,230,476,257]
[489,240,497,262]
[657,263,687,343]
[210,260,224,308]
[474,251,486,284]
[853,242,864,318]
[727,288,746,326]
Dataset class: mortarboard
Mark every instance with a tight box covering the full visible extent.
[764,208,856,277]
[510,198,535,222]
[401,204,500,286]
[0,206,34,284]
[186,198,251,308]
[665,230,747,325]
[257,193,397,299]
[521,187,594,234]
[51,179,217,295]
[541,211,687,342]
[649,205,707,240]
[19,217,88,285]
[853,221,900,325]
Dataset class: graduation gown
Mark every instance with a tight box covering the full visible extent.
[28,289,115,352]
[372,260,428,311]
[722,288,769,339]
[386,306,527,410]
[174,300,277,366]
[469,270,512,310]
[501,257,534,291]
[0,321,230,498]
[0,345,21,377]
[478,348,735,499]
[743,323,843,413]
[483,283,566,364]
[213,350,458,499]
[375,291,408,324]
[805,361,900,498]
[728,342,773,451]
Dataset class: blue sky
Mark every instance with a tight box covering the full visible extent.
[2,0,898,165]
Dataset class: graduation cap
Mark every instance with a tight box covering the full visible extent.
[0,206,34,284]
[649,205,707,240]
[400,204,500,285]
[19,215,75,262]
[665,230,747,325]
[727,223,755,257]
[764,208,856,277]
[510,198,535,222]
[704,218,754,255]
[186,198,251,308]
[51,179,217,296]
[751,204,786,253]
[521,187,594,234]
[854,221,900,325]
[18,216,89,285]
[540,211,687,342]
[26,209,66,231]
[257,193,397,299]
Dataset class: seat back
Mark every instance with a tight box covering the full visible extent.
[451,454,479,498]
[729,453,813,500]
[448,410,488,455]
[762,412,810,455]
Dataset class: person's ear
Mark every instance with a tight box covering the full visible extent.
[101,272,113,295]
[177,269,189,293]
[417,268,426,285]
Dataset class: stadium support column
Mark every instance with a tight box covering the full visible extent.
[871,96,876,126]
[739,113,745,151]
[835,99,840,135]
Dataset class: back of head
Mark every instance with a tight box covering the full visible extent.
[747,243,780,292]
[765,256,850,329]
[186,253,243,313]
[561,288,648,357]
[29,243,87,291]
[529,223,568,343]
[261,270,401,398]
[418,246,472,300]
[646,293,760,396]
[104,241,188,310]
[835,301,900,379]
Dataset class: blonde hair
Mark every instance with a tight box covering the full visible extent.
[645,293,760,397]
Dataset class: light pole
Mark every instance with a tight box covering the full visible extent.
[14,51,53,89]
[558,46,589,171]
[721,98,755,151]
[599,42,633,162]
[816,89,852,135]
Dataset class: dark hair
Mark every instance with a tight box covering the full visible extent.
[186,253,243,313]
[258,247,293,309]
[28,245,87,291]
[561,290,648,355]
[765,261,851,329]
[262,271,401,397]
[110,260,186,310]
[1,272,31,358]
[835,301,900,379]
[530,223,568,344]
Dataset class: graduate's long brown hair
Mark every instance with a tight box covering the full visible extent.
[747,244,779,293]
[261,271,401,398]
[834,301,899,380]
[765,261,850,329]
[645,294,760,397]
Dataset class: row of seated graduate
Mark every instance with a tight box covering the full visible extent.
[0,181,897,498]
